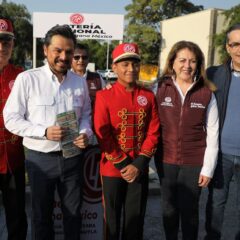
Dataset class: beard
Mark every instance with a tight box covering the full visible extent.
[55,59,71,73]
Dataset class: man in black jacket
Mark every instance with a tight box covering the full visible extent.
[205,23,240,240]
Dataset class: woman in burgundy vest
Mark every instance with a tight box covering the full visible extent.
[155,41,219,240]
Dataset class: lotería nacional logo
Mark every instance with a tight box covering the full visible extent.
[137,95,148,106]
[123,44,136,53]
[70,13,84,25]
[83,147,102,204]
[0,19,8,31]
[161,96,173,107]
[165,97,171,103]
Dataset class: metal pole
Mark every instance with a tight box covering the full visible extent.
[33,37,37,68]
[106,40,110,70]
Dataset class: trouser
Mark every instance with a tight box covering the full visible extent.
[102,174,149,240]
[0,166,28,240]
[25,149,82,240]
[205,152,240,240]
[160,163,201,240]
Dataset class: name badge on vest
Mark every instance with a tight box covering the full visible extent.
[90,82,97,90]
[190,102,205,109]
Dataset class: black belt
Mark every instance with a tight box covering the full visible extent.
[47,151,63,156]
[27,149,63,156]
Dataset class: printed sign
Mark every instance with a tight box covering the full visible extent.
[33,12,124,40]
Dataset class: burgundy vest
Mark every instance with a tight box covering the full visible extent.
[86,71,102,108]
[156,77,212,166]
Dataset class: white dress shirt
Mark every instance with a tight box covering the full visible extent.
[174,80,219,178]
[85,71,106,145]
[3,64,93,153]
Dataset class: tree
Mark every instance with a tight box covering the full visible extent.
[125,0,203,64]
[213,4,240,62]
[77,40,119,70]
[0,0,32,67]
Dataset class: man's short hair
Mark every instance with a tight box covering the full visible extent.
[226,23,240,43]
[75,43,89,55]
[44,24,76,46]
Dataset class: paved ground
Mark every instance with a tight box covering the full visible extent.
[0,161,238,239]
[145,160,238,240]
[144,184,237,240]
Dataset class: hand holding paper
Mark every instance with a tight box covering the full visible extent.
[73,133,89,149]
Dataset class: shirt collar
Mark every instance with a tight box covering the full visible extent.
[115,80,137,92]
[172,75,197,83]
[231,61,240,77]
[83,71,88,78]
[70,68,87,79]
[44,62,68,83]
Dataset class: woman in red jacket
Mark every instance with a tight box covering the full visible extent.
[155,41,219,240]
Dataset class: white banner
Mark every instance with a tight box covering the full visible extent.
[33,12,124,40]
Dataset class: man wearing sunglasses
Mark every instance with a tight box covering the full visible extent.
[205,23,240,240]
[0,18,27,239]
[71,43,105,109]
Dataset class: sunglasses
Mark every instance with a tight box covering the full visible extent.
[73,55,88,61]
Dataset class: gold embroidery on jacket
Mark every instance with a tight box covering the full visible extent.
[105,152,123,161]
[117,108,147,152]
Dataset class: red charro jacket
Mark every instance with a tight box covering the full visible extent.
[0,64,25,173]
[94,81,160,177]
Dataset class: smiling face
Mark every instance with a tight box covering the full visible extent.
[44,34,74,79]
[226,29,240,71]
[112,59,140,89]
[172,48,197,83]
[71,48,89,76]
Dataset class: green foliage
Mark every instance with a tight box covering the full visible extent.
[214,4,240,63]
[36,38,45,67]
[125,0,203,64]
[77,40,119,70]
[125,24,160,64]
[0,1,32,67]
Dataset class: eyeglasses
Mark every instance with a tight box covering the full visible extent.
[228,42,240,50]
[73,55,88,61]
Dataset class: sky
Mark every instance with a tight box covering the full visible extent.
[4,0,240,16]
